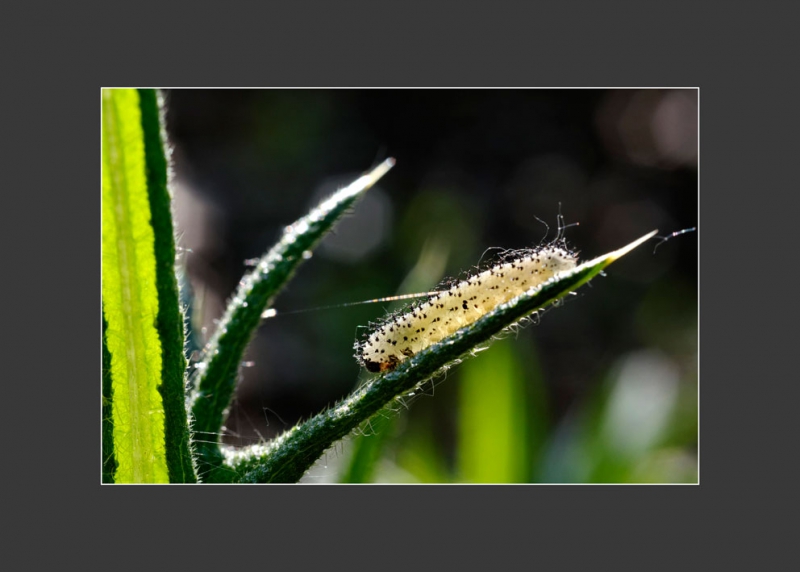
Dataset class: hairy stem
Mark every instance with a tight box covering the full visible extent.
[223,231,657,482]
[190,159,395,478]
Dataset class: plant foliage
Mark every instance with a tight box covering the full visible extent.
[101,88,657,483]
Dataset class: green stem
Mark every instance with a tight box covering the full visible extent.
[223,233,656,483]
[138,89,197,483]
[190,159,395,479]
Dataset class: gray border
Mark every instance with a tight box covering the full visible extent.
[9,0,793,567]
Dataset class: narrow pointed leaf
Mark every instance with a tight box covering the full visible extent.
[223,231,659,482]
[102,88,195,483]
[190,159,395,479]
[137,89,196,482]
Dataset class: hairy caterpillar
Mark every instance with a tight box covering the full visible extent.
[354,241,579,373]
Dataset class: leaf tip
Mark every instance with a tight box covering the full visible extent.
[367,157,396,183]
[607,229,659,262]
[337,158,396,203]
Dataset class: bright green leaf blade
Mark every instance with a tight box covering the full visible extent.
[224,231,658,482]
[101,88,169,483]
[457,338,528,483]
[137,89,196,483]
[190,159,395,480]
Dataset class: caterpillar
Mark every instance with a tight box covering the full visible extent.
[354,241,579,373]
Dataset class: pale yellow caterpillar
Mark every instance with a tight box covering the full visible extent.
[354,241,579,373]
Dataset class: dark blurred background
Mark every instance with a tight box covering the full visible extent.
[164,89,697,483]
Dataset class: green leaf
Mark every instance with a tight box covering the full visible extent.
[137,89,196,483]
[102,88,169,483]
[223,231,658,482]
[457,338,529,483]
[189,159,396,481]
[339,407,396,483]
[395,419,451,483]
[101,88,195,483]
